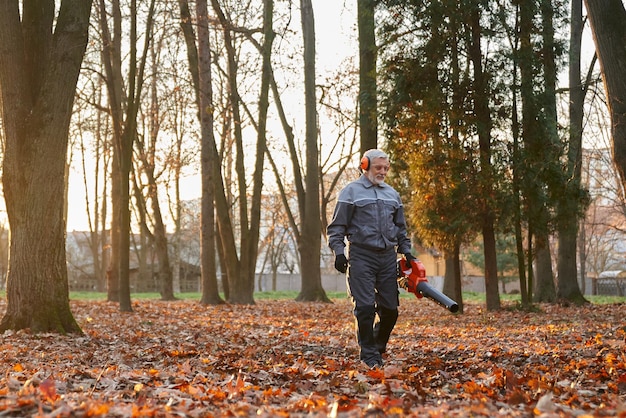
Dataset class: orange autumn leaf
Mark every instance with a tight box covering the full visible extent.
[38,378,58,402]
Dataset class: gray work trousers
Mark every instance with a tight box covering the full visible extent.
[347,245,399,364]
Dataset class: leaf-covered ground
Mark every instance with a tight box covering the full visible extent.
[0,297,624,417]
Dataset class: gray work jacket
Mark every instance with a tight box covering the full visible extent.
[327,174,411,256]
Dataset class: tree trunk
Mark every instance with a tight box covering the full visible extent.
[468,4,500,311]
[357,0,378,152]
[230,0,274,304]
[0,0,92,333]
[482,221,500,310]
[519,0,554,303]
[442,245,463,314]
[108,156,121,302]
[100,0,157,310]
[578,219,587,294]
[178,0,224,304]
[584,0,626,190]
[153,200,174,299]
[534,0,559,304]
[196,0,224,306]
[557,0,587,305]
[527,228,534,302]
[296,0,330,302]
[534,233,556,302]
[118,126,133,311]
[99,155,109,293]
[510,41,529,308]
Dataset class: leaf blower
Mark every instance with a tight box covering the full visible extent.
[397,257,459,313]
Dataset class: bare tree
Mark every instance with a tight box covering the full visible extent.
[196,0,224,305]
[232,0,274,304]
[293,0,329,302]
[98,0,157,311]
[0,0,92,332]
[73,90,111,292]
[132,27,176,300]
[193,0,277,304]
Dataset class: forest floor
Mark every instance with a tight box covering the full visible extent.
[0,296,624,417]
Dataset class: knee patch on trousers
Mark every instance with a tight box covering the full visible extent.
[355,305,376,320]
[378,306,398,321]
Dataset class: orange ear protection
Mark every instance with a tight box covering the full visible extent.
[360,156,370,171]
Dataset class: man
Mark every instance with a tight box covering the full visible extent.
[327,149,415,368]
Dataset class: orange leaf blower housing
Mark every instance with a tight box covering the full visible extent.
[397,257,459,313]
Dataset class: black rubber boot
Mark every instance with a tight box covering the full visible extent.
[354,305,382,367]
[374,306,398,354]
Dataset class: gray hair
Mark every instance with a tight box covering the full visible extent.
[363,149,389,161]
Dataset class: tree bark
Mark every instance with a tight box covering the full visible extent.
[195,0,224,306]
[178,0,224,304]
[442,244,463,314]
[357,0,378,152]
[533,0,558,303]
[557,0,588,305]
[519,0,554,303]
[534,233,556,302]
[100,0,157,310]
[468,4,500,311]
[0,0,92,333]
[230,0,273,304]
[296,0,330,302]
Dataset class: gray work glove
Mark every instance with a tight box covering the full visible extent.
[334,254,348,273]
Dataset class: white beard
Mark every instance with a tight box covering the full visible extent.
[367,172,386,186]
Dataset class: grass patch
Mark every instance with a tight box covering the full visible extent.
[66,290,350,301]
[586,295,626,304]
[461,291,625,305]
[0,290,620,305]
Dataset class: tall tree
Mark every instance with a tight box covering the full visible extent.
[237,1,337,302]
[556,0,588,304]
[99,0,157,311]
[584,1,626,193]
[208,0,260,304]
[178,0,224,305]
[517,0,556,303]
[295,0,329,302]
[467,1,500,311]
[196,0,224,305]
[184,0,274,304]
[235,0,273,304]
[533,0,559,303]
[358,0,378,152]
[379,1,476,313]
[0,0,93,332]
